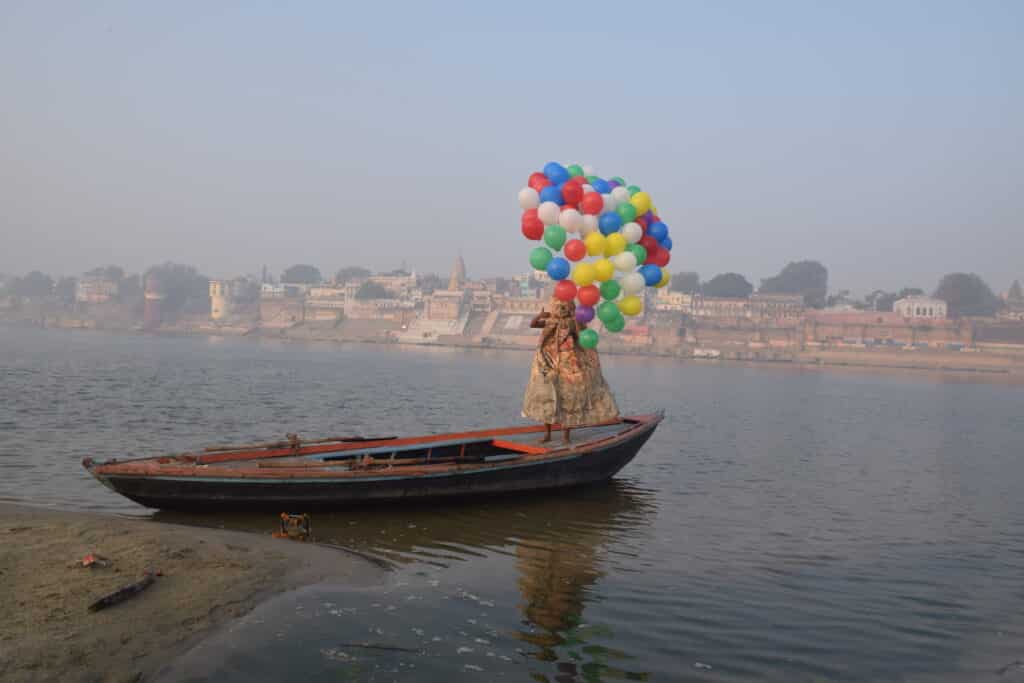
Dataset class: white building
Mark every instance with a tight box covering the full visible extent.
[894,296,947,320]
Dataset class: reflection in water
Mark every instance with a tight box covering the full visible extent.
[156,481,657,680]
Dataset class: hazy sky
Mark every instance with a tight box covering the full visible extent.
[1,1,1021,294]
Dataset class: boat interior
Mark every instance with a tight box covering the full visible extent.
[102,419,647,474]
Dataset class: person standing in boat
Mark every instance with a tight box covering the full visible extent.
[522,297,619,444]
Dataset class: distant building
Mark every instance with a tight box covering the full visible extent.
[76,275,119,304]
[209,280,231,321]
[693,296,751,320]
[425,290,465,321]
[750,293,804,320]
[894,296,947,320]
[448,255,466,291]
[143,275,163,330]
[260,283,285,298]
[654,289,693,312]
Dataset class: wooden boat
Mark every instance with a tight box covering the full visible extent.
[82,413,663,511]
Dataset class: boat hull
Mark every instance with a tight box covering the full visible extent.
[91,423,657,511]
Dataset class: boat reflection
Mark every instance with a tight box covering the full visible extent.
[154,481,657,680]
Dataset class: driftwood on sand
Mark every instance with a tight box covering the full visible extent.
[88,570,160,612]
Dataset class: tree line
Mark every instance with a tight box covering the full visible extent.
[670,261,1008,317]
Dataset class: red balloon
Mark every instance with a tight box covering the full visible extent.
[562,182,584,206]
[521,209,544,240]
[580,192,603,215]
[565,175,587,187]
[649,246,670,267]
[640,235,660,253]
[636,216,649,229]
[564,239,586,261]
[578,284,600,306]
[554,280,578,302]
[528,172,551,192]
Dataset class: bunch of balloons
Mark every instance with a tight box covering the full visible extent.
[519,162,672,348]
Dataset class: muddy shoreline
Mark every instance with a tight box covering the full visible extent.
[0,503,384,683]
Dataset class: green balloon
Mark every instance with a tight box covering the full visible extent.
[610,176,626,186]
[597,301,619,323]
[567,164,584,178]
[600,279,621,301]
[628,244,647,264]
[585,175,599,185]
[616,203,637,223]
[627,184,642,196]
[543,225,566,251]
[579,328,599,349]
[605,314,626,333]
[529,247,553,271]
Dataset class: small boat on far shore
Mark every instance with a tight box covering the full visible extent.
[82,413,663,511]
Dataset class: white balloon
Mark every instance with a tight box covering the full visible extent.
[582,165,594,176]
[601,193,618,213]
[611,186,631,204]
[518,187,539,210]
[538,201,561,226]
[582,184,594,194]
[621,273,645,295]
[612,252,638,272]
[621,222,643,244]
[580,214,598,237]
[558,208,583,233]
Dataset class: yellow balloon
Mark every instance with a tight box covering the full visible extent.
[584,232,606,257]
[655,270,671,288]
[651,205,658,215]
[593,258,615,282]
[603,232,626,257]
[630,191,652,215]
[572,263,596,287]
[618,295,643,316]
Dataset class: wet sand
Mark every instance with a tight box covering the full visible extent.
[0,504,383,683]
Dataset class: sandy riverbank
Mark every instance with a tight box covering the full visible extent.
[0,504,383,683]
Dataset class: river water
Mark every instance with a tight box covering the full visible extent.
[2,325,1023,682]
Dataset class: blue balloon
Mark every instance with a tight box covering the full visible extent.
[543,162,570,185]
[547,257,571,281]
[640,264,662,286]
[661,236,673,251]
[598,212,622,235]
[590,178,611,194]
[539,185,564,205]
[648,222,668,242]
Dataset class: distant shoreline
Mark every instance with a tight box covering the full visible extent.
[4,316,1023,382]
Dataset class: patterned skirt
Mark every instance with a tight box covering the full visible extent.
[521,345,620,428]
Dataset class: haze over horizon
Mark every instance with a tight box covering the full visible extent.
[2,2,1021,295]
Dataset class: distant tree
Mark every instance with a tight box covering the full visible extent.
[702,272,753,298]
[934,273,1001,317]
[86,265,125,282]
[355,281,391,300]
[233,279,261,305]
[759,260,829,308]
[417,273,444,294]
[670,271,700,294]
[281,264,322,285]
[55,277,78,303]
[1009,279,1023,302]
[118,273,142,303]
[335,266,372,283]
[10,271,54,297]
[144,263,210,315]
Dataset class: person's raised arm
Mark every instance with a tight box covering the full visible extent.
[530,309,550,329]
